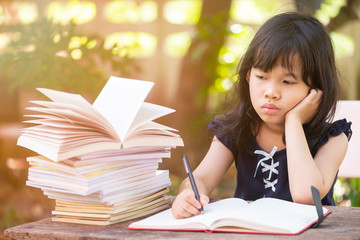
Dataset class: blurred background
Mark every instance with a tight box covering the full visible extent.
[0,0,359,237]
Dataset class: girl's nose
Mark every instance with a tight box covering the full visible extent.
[264,83,280,99]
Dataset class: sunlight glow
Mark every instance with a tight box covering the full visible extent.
[331,32,355,59]
[219,25,254,66]
[18,2,38,24]
[230,23,244,34]
[214,78,233,92]
[0,2,38,24]
[87,39,97,49]
[105,32,157,58]
[223,52,236,63]
[69,36,84,49]
[230,0,280,25]
[139,1,157,22]
[315,0,346,25]
[105,1,157,23]
[53,34,61,44]
[67,36,97,59]
[164,0,202,25]
[164,32,192,57]
[71,49,82,60]
[0,33,11,52]
[48,1,96,24]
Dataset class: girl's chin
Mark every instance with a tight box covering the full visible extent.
[258,115,286,126]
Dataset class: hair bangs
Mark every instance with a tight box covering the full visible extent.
[252,35,313,86]
[252,36,297,71]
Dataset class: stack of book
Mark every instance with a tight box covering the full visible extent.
[17,76,184,225]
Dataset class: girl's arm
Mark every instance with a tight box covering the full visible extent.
[285,89,349,204]
[171,137,234,218]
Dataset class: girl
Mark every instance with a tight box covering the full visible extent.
[172,12,352,219]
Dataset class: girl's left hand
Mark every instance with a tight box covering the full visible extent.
[285,89,323,124]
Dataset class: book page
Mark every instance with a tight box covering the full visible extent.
[101,170,169,195]
[129,198,248,230]
[126,122,180,139]
[36,89,116,138]
[122,135,183,149]
[25,107,115,139]
[92,76,154,142]
[18,134,121,162]
[52,197,169,219]
[211,198,327,234]
[24,118,94,131]
[65,150,169,166]
[54,189,169,214]
[37,88,93,110]
[126,102,175,137]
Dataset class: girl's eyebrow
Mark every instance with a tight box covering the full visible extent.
[284,72,299,80]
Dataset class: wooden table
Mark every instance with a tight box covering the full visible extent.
[4,205,360,240]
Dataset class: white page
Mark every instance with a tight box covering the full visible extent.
[129,198,248,229]
[212,198,327,233]
[126,122,180,139]
[24,119,94,130]
[92,76,154,142]
[26,107,114,138]
[101,170,169,195]
[105,183,170,205]
[29,100,115,134]
[126,102,175,137]
[37,88,94,110]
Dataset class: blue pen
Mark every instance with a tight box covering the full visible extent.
[182,154,204,213]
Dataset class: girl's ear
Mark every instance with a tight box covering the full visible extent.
[246,70,251,82]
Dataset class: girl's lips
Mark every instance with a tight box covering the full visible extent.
[261,103,279,114]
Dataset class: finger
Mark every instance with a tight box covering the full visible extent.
[308,89,318,100]
[200,194,209,206]
[183,191,203,211]
[172,203,197,219]
[177,199,201,217]
[307,89,322,104]
[172,195,199,219]
[314,89,323,101]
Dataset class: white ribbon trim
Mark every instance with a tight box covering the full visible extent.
[253,146,277,177]
[264,178,278,192]
[261,161,279,180]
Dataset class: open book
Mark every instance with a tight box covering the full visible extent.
[129,197,330,235]
[17,76,184,162]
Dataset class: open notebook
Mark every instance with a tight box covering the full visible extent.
[129,197,330,235]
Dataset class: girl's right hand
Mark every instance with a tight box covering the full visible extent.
[171,189,209,219]
[285,88,323,125]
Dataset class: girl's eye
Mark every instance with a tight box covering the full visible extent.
[256,75,266,80]
[283,80,294,85]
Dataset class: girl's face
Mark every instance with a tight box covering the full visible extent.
[248,57,310,128]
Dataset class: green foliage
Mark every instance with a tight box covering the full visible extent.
[315,0,346,22]
[330,32,355,59]
[0,18,139,99]
[335,178,360,207]
[348,178,360,206]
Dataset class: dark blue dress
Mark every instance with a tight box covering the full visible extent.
[209,119,352,205]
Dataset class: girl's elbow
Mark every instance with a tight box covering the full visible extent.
[291,190,314,205]
[292,195,314,205]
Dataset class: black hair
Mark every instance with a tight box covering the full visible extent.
[214,12,340,157]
